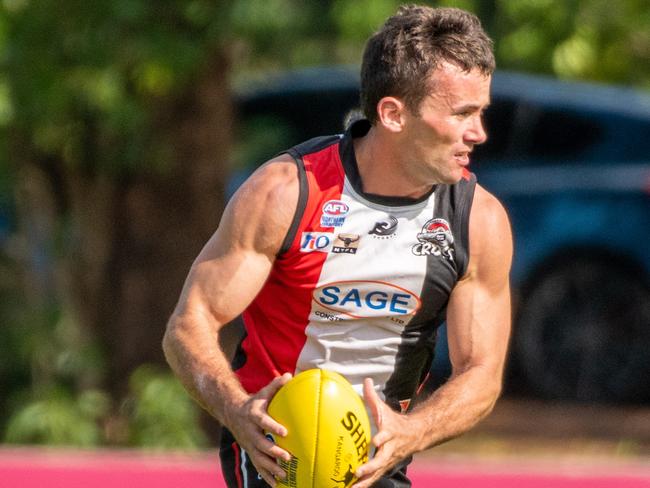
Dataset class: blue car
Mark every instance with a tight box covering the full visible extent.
[233,67,650,404]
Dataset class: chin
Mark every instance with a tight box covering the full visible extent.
[439,172,464,185]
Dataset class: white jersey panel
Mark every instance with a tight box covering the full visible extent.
[295,178,436,395]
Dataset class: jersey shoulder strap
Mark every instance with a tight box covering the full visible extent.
[277,135,343,255]
[433,171,477,278]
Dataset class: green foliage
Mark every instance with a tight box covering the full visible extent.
[5,387,110,446]
[0,0,227,175]
[0,300,105,446]
[232,115,297,171]
[230,0,306,41]
[123,365,208,450]
[3,354,207,449]
[494,0,650,87]
[437,0,480,14]
[0,290,205,449]
[331,0,401,42]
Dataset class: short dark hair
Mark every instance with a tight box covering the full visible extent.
[360,5,495,124]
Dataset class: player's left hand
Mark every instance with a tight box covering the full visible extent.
[352,378,416,488]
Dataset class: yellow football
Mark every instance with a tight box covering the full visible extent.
[266,369,372,488]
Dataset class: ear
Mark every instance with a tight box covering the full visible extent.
[376,96,405,133]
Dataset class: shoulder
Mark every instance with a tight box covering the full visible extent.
[470,184,510,232]
[223,153,300,257]
[232,153,299,211]
[465,184,512,280]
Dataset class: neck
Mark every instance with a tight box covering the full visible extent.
[353,126,433,200]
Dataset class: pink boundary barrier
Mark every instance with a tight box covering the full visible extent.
[408,460,650,488]
[0,449,221,488]
[1,448,649,487]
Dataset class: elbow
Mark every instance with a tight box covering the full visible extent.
[461,363,504,416]
[482,372,504,416]
[487,381,502,412]
[488,369,504,398]
[162,315,182,368]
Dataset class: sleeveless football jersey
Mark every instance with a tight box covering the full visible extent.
[233,120,476,412]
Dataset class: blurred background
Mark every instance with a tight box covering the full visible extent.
[0,0,649,480]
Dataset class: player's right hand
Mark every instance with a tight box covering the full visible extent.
[224,373,293,486]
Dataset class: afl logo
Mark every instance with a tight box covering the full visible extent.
[412,218,455,260]
[313,280,421,319]
[322,200,349,216]
[321,200,349,228]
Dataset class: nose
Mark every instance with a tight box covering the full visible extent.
[465,114,487,145]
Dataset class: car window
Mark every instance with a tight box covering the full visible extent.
[526,107,604,160]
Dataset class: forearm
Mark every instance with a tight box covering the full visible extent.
[163,313,249,428]
[408,364,502,452]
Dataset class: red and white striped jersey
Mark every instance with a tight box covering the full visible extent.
[234,120,476,412]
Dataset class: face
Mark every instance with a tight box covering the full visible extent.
[401,63,491,185]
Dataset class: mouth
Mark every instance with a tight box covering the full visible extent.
[453,152,470,166]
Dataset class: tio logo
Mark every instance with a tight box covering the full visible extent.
[300,232,333,253]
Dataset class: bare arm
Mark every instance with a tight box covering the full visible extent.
[354,184,512,486]
[162,155,298,485]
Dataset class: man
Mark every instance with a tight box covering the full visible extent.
[163,5,512,487]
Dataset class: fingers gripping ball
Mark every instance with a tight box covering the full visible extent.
[266,369,371,488]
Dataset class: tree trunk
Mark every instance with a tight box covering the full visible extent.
[50,51,233,396]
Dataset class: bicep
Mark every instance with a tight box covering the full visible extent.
[446,187,512,376]
[180,235,275,328]
[172,158,298,329]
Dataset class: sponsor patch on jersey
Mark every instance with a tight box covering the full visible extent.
[369,216,398,238]
[332,233,360,254]
[300,232,334,253]
[312,280,421,319]
[320,200,349,227]
[411,218,455,260]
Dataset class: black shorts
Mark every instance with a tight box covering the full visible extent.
[219,428,412,488]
